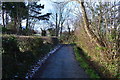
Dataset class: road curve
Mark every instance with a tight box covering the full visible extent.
[33,45,89,78]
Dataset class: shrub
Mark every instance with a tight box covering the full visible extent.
[2,35,59,78]
[74,26,119,78]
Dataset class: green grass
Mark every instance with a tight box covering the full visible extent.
[73,46,100,78]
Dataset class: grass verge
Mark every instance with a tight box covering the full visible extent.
[73,46,100,78]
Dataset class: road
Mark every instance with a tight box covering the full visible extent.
[33,45,89,78]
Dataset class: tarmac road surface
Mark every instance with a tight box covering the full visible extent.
[33,45,89,78]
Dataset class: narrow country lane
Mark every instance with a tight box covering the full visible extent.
[33,45,89,78]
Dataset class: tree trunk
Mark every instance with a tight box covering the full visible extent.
[26,16,29,29]
[19,19,22,29]
[18,18,22,34]
[60,25,63,37]
[68,25,71,35]
[80,1,105,47]
[55,13,58,36]
[14,17,17,34]
[26,4,29,30]
[5,11,8,25]
[2,9,5,27]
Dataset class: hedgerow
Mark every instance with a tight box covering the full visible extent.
[2,35,59,78]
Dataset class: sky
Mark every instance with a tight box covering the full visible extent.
[1,0,119,32]
[22,0,53,30]
[27,0,78,32]
[0,0,72,32]
[22,0,63,31]
[40,0,53,14]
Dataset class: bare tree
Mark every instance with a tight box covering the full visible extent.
[71,0,120,77]
[50,1,71,36]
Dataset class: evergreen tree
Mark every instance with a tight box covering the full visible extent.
[2,2,28,34]
[29,2,51,20]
